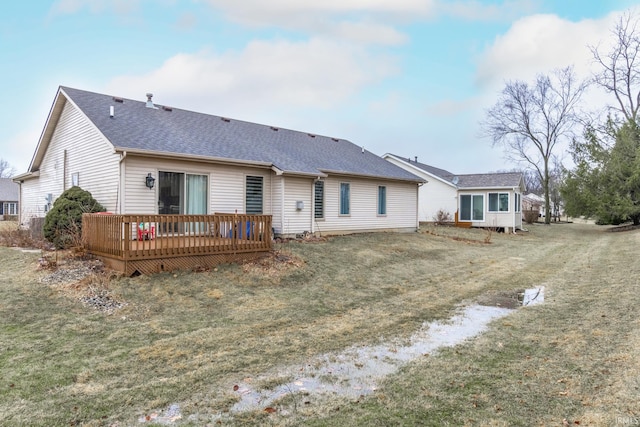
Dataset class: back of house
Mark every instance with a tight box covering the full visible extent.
[14,86,425,237]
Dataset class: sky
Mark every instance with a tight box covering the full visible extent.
[1,0,638,176]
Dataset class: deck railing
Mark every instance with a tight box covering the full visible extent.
[82,213,272,261]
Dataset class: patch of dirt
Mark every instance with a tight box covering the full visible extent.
[39,257,126,314]
[241,250,305,278]
[476,289,524,309]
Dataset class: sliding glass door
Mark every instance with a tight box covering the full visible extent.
[158,171,208,233]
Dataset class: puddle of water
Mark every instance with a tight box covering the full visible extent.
[230,304,514,413]
[138,403,181,424]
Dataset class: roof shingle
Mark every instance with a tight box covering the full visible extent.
[61,87,423,182]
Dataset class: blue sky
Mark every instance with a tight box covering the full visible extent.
[1,0,638,175]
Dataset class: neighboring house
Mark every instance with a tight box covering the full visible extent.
[523,193,562,220]
[523,193,545,217]
[0,178,19,220]
[14,86,425,237]
[383,154,525,232]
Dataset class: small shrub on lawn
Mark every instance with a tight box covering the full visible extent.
[43,186,105,249]
[433,209,453,225]
[523,210,540,224]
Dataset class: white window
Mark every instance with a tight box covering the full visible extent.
[515,193,521,212]
[488,192,509,212]
[3,202,17,215]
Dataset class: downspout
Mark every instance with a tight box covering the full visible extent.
[311,180,315,234]
[118,151,127,214]
[416,183,422,231]
[512,188,517,233]
[281,178,285,236]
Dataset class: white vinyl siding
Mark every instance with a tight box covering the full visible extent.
[383,155,456,222]
[122,156,272,216]
[281,176,313,235]
[271,175,284,234]
[18,100,119,223]
[320,177,418,234]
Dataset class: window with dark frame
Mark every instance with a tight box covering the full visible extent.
[378,186,386,215]
[246,176,264,214]
[314,180,324,219]
[340,182,350,215]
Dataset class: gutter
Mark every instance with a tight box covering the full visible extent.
[113,147,273,169]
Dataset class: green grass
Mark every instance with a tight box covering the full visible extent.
[1,223,639,425]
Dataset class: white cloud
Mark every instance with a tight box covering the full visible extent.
[439,0,539,22]
[200,0,542,45]
[49,0,142,16]
[105,37,399,122]
[476,12,621,90]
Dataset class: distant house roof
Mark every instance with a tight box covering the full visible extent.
[26,86,423,183]
[0,178,19,201]
[385,153,523,189]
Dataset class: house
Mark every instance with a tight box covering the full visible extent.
[13,86,425,238]
[383,154,525,232]
[0,178,19,220]
[522,193,544,216]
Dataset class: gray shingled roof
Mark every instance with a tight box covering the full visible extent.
[455,172,523,189]
[60,87,423,182]
[0,178,19,201]
[387,153,522,189]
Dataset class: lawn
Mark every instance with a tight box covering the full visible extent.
[1,222,639,426]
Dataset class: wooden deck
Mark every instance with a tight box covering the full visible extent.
[82,213,272,275]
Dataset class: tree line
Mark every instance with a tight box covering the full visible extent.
[482,10,640,226]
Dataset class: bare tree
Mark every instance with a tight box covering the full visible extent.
[591,10,640,123]
[0,158,16,178]
[481,66,587,224]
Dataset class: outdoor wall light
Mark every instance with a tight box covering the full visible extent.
[145,173,155,189]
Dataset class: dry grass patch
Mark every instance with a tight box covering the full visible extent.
[2,223,640,425]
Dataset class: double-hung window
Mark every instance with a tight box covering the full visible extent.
[3,202,17,215]
[488,192,509,212]
[340,182,350,215]
[460,194,484,221]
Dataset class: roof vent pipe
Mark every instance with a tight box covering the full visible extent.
[414,156,418,162]
[145,93,158,109]
[110,106,114,118]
